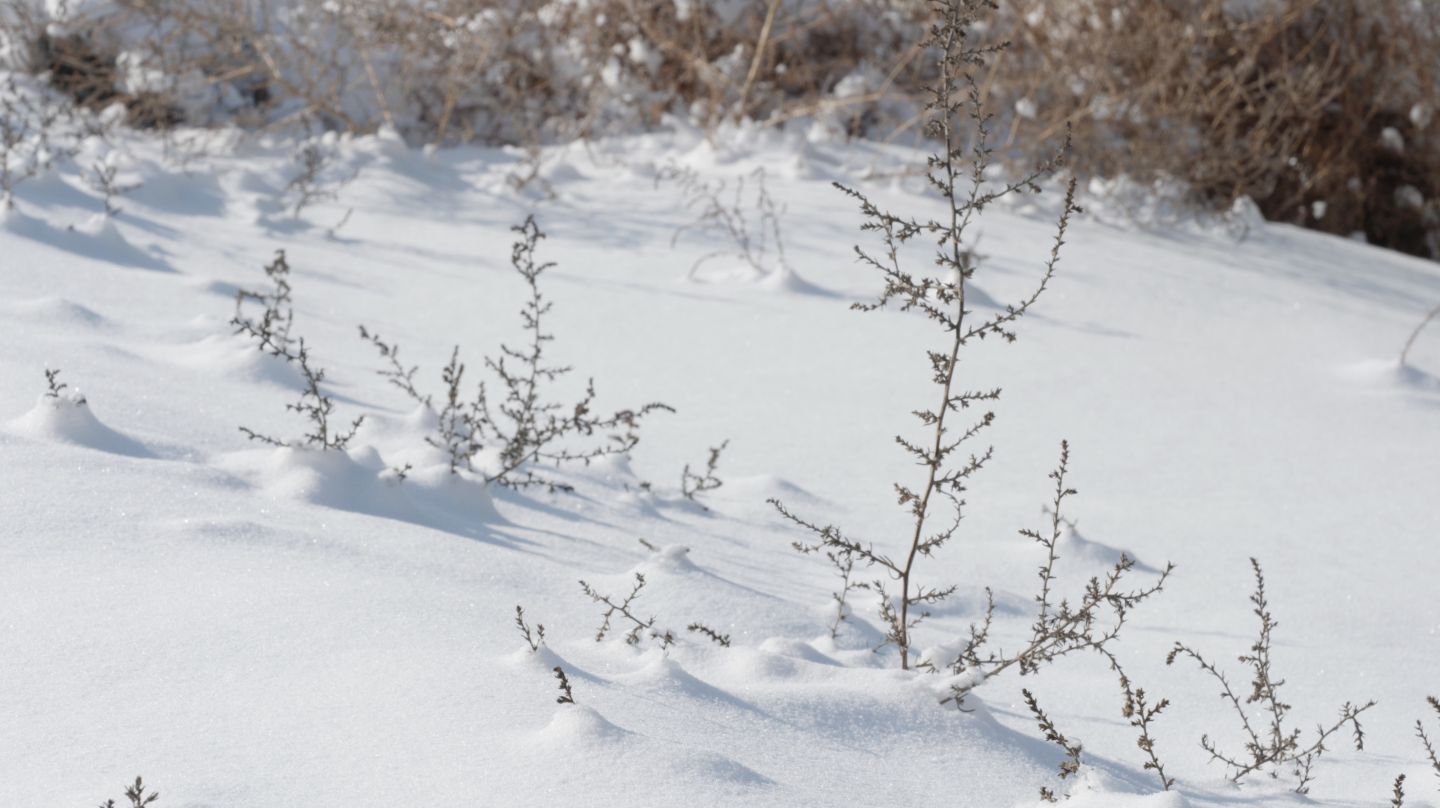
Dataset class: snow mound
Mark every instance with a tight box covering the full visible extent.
[756,637,842,667]
[152,334,307,388]
[1039,768,1192,807]
[536,704,632,745]
[4,391,153,457]
[217,446,500,530]
[1056,523,1161,574]
[692,262,833,296]
[1339,358,1440,394]
[0,208,171,271]
[0,296,108,329]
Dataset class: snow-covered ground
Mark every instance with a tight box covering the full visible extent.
[3,118,1439,808]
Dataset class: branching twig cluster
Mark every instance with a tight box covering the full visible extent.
[358,326,430,407]
[234,250,363,450]
[681,440,728,502]
[233,250,295,356]
[514,605,545,652]
[824,548,869,639]
[945,445,1171,692]
[43,368,83,404]
[553,665,575,704]
[1167,558,1375,793]
[1120,674,1174,791]
[82,159,141,217]
[770,0,1119,673]
[1023,688,1082,801]
[659,165,787,280]
[360,216,671,488]
[579,572,671,647]
[687,622,731,647]
[99,776,159,808]
[279,140,358,219]
[1416,696,1440,788]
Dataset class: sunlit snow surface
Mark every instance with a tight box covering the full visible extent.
[2,120,1439,808]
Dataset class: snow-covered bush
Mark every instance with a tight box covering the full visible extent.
[0,0,930,146]
[986,0,1440,259]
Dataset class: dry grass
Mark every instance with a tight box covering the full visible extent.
[3,0,929,144]
[8,1,1435,254]
[983,0,1440,257]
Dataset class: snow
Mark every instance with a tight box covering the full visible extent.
[2,113,1439,808]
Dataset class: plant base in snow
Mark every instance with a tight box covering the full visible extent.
[1024,687,1083,793]
[43,368,83,404]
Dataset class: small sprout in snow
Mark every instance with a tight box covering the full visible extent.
[553,665,575,704]
[43,368,83,404]
[515,605,545,652]
[681,439,728,503]
[687,622,731,647]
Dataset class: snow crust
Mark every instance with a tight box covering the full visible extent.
[2,116,1439,808]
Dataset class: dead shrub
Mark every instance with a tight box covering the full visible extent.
[0,0,933,147]
[984,0,1440,258]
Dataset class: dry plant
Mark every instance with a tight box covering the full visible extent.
[984,0,1440,258]
[233,249,294,355]
[82,159,141,217]
[552,665,576,705]
[686,622,731,647]
[279,139,357,219]
[357,326,430,407]
[1400,301,1440,367]
[942,446,1170,701]
[5,0,932,148]
[0,74,83,209]
[1417,696,1440,789]
[234,250,363,449]
[1023,687,1082,802]
[1166,558,1375,793]
[770,0,1076,670]
[359,217,670,488]
[11,0,1440,260]
[579,572,673,647]
[461,217,672,487]
[1119,674,1174,791]
[823,547,868,639]
[1393,773,1407,807]
[770,2,1170,684]
[43,368,83,404]
[514,605,545,652]
[98,776,159,808]
[681,439,728,501]
[659,164,787,280]
[474,220,673,489]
